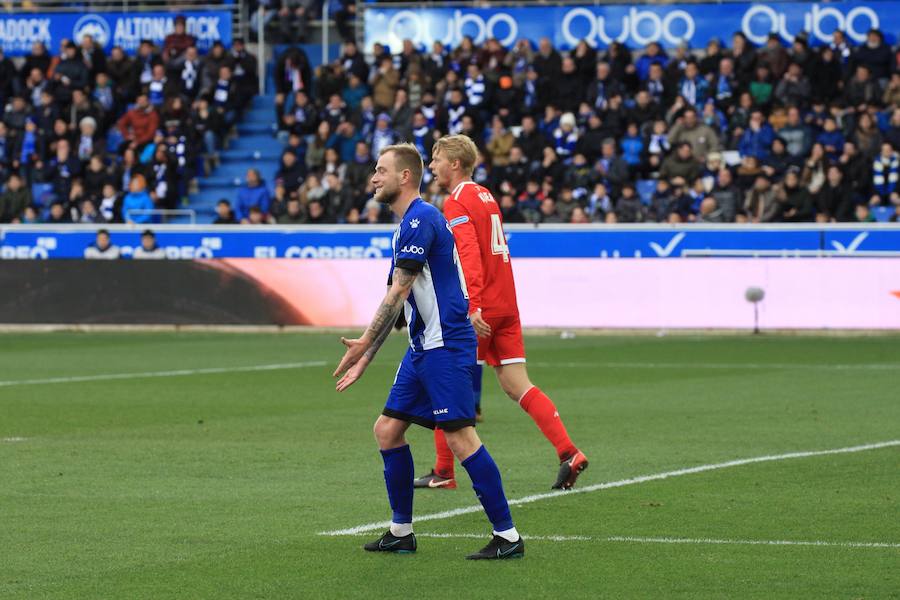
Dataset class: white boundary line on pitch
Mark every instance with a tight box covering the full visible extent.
[0,361,327,388]
[337,532,900,549]
[319,440,900,537]
[527,361,900,371]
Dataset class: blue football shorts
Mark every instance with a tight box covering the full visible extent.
[382,345,477,431]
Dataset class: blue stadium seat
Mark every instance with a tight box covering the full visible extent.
[872,206,894,222]
[636,179,656,206]
[31,183,56,208]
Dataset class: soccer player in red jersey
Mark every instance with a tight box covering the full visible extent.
[415,134,589,490]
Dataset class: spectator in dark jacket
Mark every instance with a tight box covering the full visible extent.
[844,65,880,110]
[852,29,893,81]
[816,165,855,221]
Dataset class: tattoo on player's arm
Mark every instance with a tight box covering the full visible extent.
[364,267,418,361]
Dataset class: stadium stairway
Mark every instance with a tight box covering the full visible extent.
[176,95,282,224]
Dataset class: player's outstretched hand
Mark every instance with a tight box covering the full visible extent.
[470,311,492,337]
[336,355,370,392]
[333,336,369,378]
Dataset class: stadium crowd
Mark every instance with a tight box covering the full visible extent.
[3,17,900,225]
[0,17,259,224]
[255,29,900,225]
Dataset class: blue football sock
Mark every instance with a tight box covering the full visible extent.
[473,364,483,411]
[381,444,414,524]
[461,445,514,532]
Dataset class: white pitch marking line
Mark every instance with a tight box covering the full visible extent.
[319,440,900,536]
[1,437,28,443]
[529,361,900,371]
[605,536,900,549]
[0,361,328,388]
[337,532,900,549]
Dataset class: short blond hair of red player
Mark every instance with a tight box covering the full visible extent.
[433,135,478,176]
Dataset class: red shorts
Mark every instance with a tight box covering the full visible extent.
[477,314,527,367]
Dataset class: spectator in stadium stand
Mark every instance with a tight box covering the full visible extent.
[758,33,790,81]
[615,182,645,223]
[678,60,709,109]
[49,139,82,202]
[660,142,702,182]
[668,105,720,161]
[78,198,104,224]
[132,229,166,259]
[227,38,258,101]
[213,199,237,224]
[371,56,400,112]
[817,117,845,161]
[343,141,374,209]
[245,205,267,224]
[84,229,120,259]
[163,16,196,62]
[774,63,811,108]
[98,184,120,223]
[79,35,106,81]
[371,113,397,157]
[816,165,855,222]
[886,109,900,150]
[54,41,90,102]
[122,174,154,224]
[277,196,306,224]
[327,120,363,164]
[839,141,873,202]
[117,95,159,151]
[277,0,319,44]
[854,29,894,83]
[872,142,900,205]
[597,138,630,193]
[0,174,30,223]
[0,47,18,105]
[236,169,272,222]
[774,167,814,222]
[739,110,776,160]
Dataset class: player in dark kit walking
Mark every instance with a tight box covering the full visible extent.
[333,143,524,559]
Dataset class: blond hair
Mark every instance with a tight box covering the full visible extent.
[379,143,424,189]
[433,134,478,176]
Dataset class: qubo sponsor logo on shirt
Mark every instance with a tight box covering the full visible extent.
[401,245,425,255]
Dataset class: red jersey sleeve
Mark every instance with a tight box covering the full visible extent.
[444,197,485,315]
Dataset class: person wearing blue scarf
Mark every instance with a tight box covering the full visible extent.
[872,142,900,204]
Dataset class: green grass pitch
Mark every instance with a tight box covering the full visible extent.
[1,332,898,599]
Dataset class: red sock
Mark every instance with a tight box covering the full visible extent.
[519,387,578,461]
[433,428,455,478]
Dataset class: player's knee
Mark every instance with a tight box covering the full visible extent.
[498,372,533,402]
[442,426,481,459]
[372,417,403,449]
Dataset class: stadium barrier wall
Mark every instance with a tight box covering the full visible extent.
[3,224,900,259]
[1,258,898,329]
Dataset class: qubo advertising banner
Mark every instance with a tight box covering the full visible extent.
[0,11,232,57]
[2,226,900,260]
[1,258,898,328]
[364,1,890,51]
